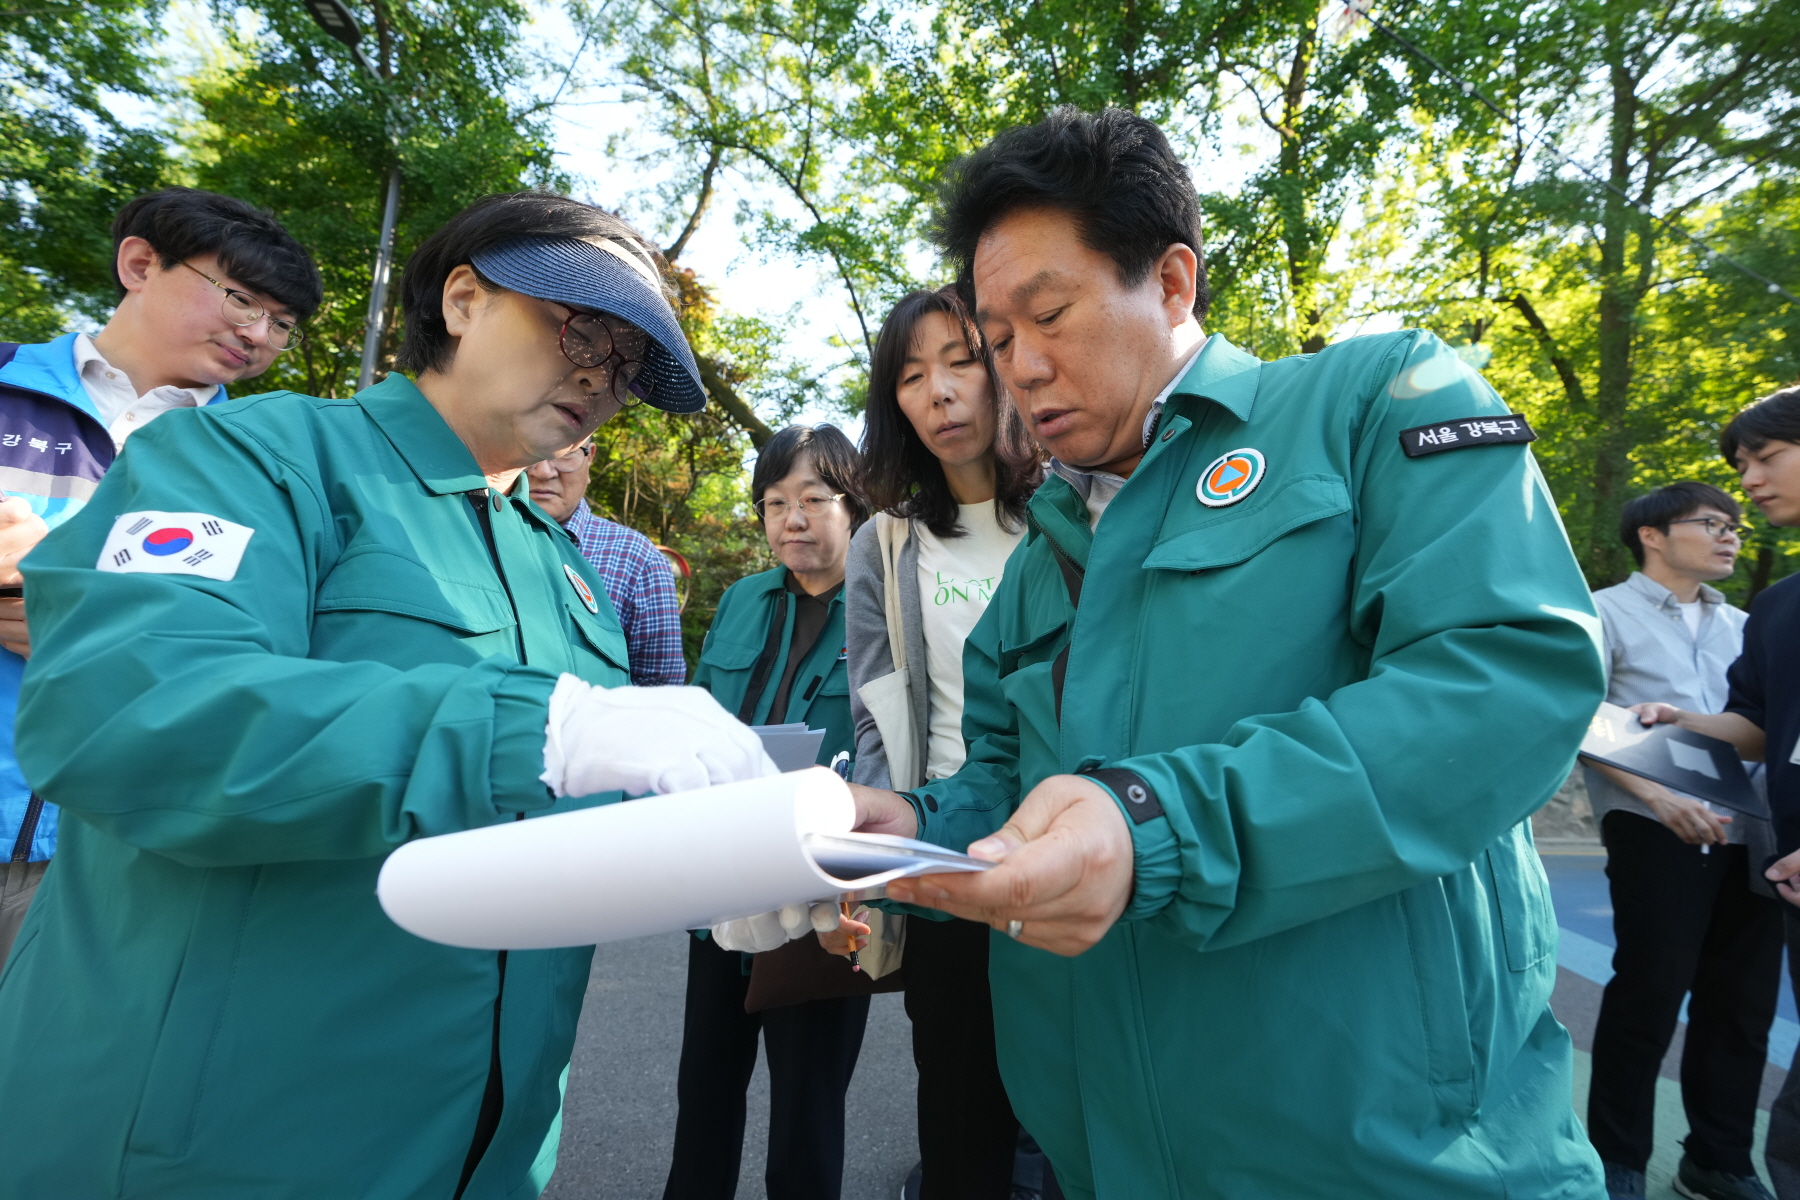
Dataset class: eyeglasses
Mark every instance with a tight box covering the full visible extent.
[1668,517,1750,540]
[544,442,594,472]
[180,261,303,349]
[552,304,651,407]
[754,493,845,521]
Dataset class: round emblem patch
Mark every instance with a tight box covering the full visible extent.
[1196,448,1266,508]
[142,527,194,556]
[564,563,600,615]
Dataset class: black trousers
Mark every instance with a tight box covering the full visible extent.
[1587,811,1783,1174]
[903,916,1019,1200]
[1764,910,1800,1197]
[663,934,870,1200]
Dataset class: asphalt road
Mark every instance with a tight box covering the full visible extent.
[541,932,918,1200]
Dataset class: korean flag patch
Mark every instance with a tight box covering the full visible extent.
[98,511,254,581]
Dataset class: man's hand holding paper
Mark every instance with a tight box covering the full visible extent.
[876,774,1134,958]
[540,675,778,798]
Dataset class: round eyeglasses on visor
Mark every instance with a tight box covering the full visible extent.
[553,305,654,406]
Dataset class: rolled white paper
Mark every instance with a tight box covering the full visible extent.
[379,767,897,950]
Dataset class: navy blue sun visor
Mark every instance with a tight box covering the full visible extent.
[469,236,707,414]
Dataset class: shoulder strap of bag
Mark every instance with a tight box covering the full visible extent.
[878,514,910,675]
[1029,517,1085,726]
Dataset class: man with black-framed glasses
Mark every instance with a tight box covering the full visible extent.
[1583,481,1781,1200]
[0,187,320,963]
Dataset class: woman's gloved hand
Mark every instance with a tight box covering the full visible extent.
[540,675,778,798]
[710,900,841,953]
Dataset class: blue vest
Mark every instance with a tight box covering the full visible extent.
[0,334,225,861]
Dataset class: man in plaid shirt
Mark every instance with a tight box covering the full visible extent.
[526,441,687,686]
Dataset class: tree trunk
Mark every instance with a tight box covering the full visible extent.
[1276,20,1323,355]
[1585,17,1640,586]
[696,355,773,448]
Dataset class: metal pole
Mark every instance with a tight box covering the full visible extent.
[357,162,402,391]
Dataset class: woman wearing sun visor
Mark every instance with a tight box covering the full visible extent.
[0,193,775,1200]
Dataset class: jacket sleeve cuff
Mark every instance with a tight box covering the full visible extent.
[490,667,562,814]
[1078,766,1181,921]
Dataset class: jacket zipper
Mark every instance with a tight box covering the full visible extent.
[454,488,528,1198]
[9,795,42,862]
[1025,514,1086,725]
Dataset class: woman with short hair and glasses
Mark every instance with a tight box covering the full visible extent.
[0,191,779,1199]
[663,423,872,1200]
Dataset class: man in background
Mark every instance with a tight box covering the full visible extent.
[0,187,320,959]
[527,438,686,685]
[1638,386,1800,1198]
[1583,482,1780,1200]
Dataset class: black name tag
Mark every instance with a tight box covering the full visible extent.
[1399,413,1537,458]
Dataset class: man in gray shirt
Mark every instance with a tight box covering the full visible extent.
[1584,481,1783,1200]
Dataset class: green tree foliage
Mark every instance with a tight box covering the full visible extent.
[1357,0,1800,585]
[588,270,829,661]
[0,0,172,339]
[183,0,565,398]
[6,0,1796,620]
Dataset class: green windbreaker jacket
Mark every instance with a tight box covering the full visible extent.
[693,566,855,768]
[913,331,1607,1199]
[0,374,628,1199]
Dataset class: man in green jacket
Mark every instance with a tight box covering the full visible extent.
[853,109,1608,1198]
[0,193,772,1198]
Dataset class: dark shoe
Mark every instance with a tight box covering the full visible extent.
[1604,1162,1646,1200]
[1674,1155,1776,1200]
[899,1163,921,1200]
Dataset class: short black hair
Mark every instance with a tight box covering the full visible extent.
[751,424,869,534]
[1618,482,1743,567]
[1721,384,1800,466]
[932,106,1210,321]
[863,287,1041,538]
[112,188,322,319]
[396,192,669,375]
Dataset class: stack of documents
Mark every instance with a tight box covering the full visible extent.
[751,723,827,772]
[376,767,991,950]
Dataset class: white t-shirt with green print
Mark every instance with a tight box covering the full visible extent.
[916,501,1024,781]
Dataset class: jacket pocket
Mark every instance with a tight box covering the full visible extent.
[1485,822,1554,972]
[316,548,515,635]
[814,658,851,696]
[997,622,1068,679]
[1142,473,1350,572]
[126,868,256,1160]
[564,596,629,677]
[1398,878,1478,1125]
[697,636,762,672]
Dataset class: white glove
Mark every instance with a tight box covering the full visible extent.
[710,901,842,953]
[540,676,778,798]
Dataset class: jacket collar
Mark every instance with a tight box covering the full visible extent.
[1623,569,1724,610]
[356,373,490,496]
[1027,475,1097,571]
[737,565,844,607]
[1167,332,1262,422]
[0,333,231,424]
